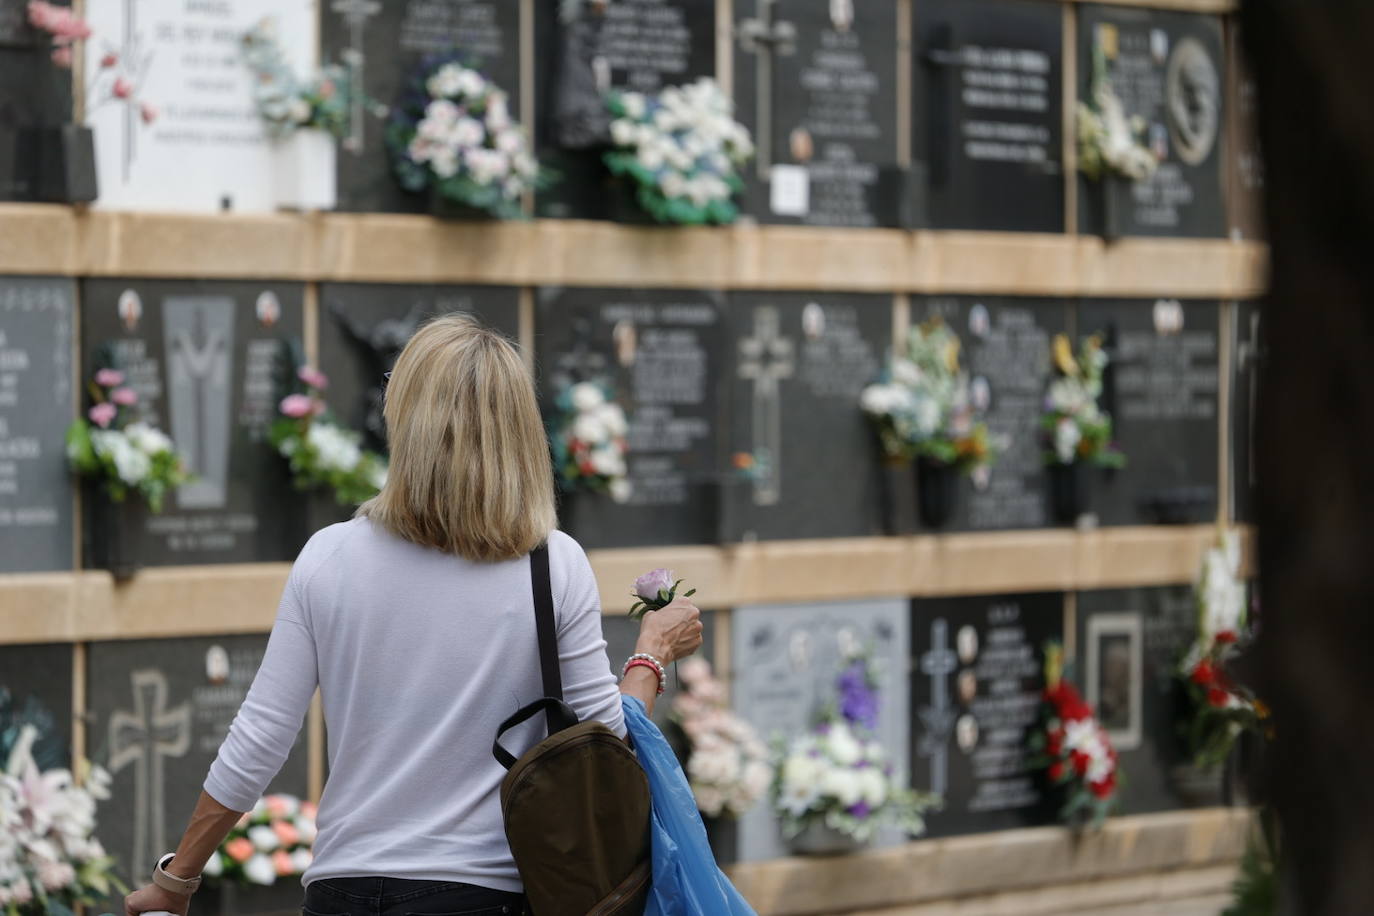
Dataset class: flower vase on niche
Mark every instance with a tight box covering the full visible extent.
[1047,460,1087,526]
[88,487,146,581]
[274,128,336,211]
[915,457,957,530]
[786,820,866,857]
[428,190,496,222]
[879,458,916,536]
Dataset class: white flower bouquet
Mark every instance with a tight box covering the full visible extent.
[551,381,631,503]
[605,78,754,225]
[269,367,387,507]
[387,55,543,219]
[860,320,992,473]
[0,692,122,916]
[65,369,191,512]
[241,19,350,140]
[1077,45,1158,183]
[670,659,772,819]
[1040,334,1124,469]
[204,794,317,887]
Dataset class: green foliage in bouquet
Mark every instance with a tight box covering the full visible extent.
[269,368,387,507]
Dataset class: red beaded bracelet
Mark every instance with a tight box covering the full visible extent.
[623,658,666,695]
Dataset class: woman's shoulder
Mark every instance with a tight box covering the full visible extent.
[292,518,371,586]
[545,528,590,565]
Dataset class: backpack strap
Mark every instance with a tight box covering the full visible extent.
[530,543,563,712]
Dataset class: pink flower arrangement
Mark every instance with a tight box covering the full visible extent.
[270,366,388,506]
[207,794,317,887]
[26,1,90,68]
[670,659,771,819]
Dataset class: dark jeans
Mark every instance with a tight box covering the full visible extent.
[303,877,524,916]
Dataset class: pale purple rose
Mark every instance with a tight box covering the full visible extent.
[279,394,316,418]
[634,568,675,603]
[88,402,117,429]
[94,368,125,388]
[297,366,329,390]
[109,387,138,406]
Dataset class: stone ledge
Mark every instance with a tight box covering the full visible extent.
[726,809,1249,916]
[0,206,1266,298]
[0,525,1253,644]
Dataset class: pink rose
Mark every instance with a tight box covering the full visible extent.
[110,387,137,406]
[634,568,675,603]
[279,394,315,418]
[94,368,124,388]
[88,402,116,428]
[272,850,294,876]
[272,821,299,847]
[112,77,132,100]
[140,102,157,125]
[224,837,255,864]
[297,366,329,390]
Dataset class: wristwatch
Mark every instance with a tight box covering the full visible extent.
[152,853,202,895]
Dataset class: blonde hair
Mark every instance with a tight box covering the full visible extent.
[358,314,556,562]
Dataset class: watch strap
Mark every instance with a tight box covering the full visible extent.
[153,853,202,895]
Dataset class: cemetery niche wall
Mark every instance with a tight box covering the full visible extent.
[1076,6,1227,239]
[536,286,724,549]
[910,592,1062,837]
[0,643,75,753]
[909,296,1068,532]
[1075,585,1220,814]
[0,0,78,202]
[0,277,76,572]
[732,0,904,229]
[87,635,310,911]
[731,598,911,862]
[322,0,522,213]
[1080,298,1220,527]
[722,291,889,542]
[81,279,307,568]
[913,0,1064,233]
[534,0,716,220]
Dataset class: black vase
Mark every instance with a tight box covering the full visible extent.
[89,493,146,581]
[915,458,957,530]
[428,191,496,222]
[1047,461,1087,526]
[33,124,97,203]
[702,815,740,865]
[879,459,916,535]
[607,176,662,226]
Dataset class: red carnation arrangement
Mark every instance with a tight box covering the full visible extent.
[1027,643,1120,827]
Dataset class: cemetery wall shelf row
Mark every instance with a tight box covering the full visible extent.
[0,524,1251,644]
[726,807,1248,915]
[0,205,1267,298]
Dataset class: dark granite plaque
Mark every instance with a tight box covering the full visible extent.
[914,0,1064,232]
[534,0,716,219]
[0,278,75,571]
[80,280,305,565]
[731,598,910,862]
[722,292,889,541]
[601,609,716,731]
[0,45,73,200]
[910,592,1062,837]
[322,0,523,213]
[733,0,902,228]
[0,643,75,755]
[1227,23,1264,241]
[536,287,724,549]
[1076,6,1226,238]
[910,296,1069,532]
[1230,301,1261,524]
[88,635,310,899]
[1080,298,1220,526]
[319,283,521,452]
[1076,585,1196,814]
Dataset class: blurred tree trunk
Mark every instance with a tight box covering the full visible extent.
[1241,2,1374,913]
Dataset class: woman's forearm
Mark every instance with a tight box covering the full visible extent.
[618,665,660,718]
[165,791,244,879]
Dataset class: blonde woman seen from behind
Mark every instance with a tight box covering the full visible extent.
[123,315,702,916]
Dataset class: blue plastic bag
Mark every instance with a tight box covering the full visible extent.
[621,696,757,916]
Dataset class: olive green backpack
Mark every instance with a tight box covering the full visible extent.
[492,544,652,916]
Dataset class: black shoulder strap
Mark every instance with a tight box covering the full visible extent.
[529,544,563,731]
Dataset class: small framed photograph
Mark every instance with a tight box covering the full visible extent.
[1086,612,1143,751]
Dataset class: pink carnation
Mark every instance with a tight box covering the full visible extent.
[110,386,138,406]
[272,850,294,876]
[279,394,316,418]
[272,820,300,847]
[88,402,117,428]
[297,366,329,390]
[28,2,91,39]
[94,368,124,388]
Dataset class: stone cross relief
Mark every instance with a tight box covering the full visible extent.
[108,670,192,882]
[331,0,383,153]
[917,618,958,797]
[737,0,797,178]
[165,298,234,510]
[738,306,795,506]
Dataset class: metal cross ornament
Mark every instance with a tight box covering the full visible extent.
[737,0,797,177]
[917,618,958,798]
[738,306,795,506]
[332,0,383,153]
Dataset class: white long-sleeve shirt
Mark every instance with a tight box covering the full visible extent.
[204,520,624,893]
